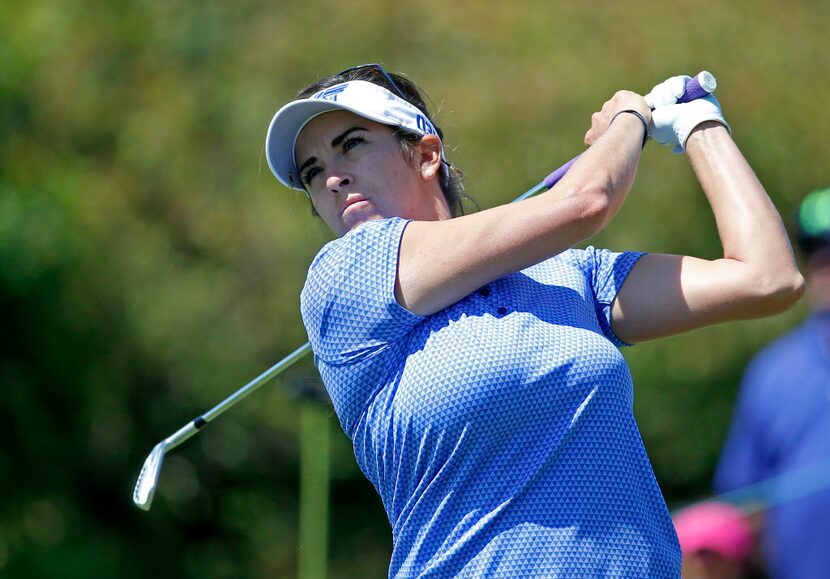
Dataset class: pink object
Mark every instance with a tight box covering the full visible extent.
[673,502,753,561]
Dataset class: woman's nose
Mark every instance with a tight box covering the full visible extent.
[326,173,351,193]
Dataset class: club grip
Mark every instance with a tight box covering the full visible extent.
[542,156,580,189]
[679,71,717,103]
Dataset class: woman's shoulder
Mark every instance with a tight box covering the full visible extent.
[540,246,599,272]
[302,216,412,308]
[526,246,645,291]
[552,245,645,272]
[517,248,594,287]
[315,217,408,256]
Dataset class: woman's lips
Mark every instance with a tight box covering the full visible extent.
[341,196,368,216]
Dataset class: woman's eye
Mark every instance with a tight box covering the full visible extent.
[342,136,365,152]
[301,167,322,186]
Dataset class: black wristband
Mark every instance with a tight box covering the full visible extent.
[610,109,649,149]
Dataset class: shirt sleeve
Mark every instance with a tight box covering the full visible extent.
[301,217,425,363]
[568,246,646,347]
[300,218,425,437]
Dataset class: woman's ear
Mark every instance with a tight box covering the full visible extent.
[417,134,444,180]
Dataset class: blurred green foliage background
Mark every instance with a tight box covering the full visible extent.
[2,0,828,576]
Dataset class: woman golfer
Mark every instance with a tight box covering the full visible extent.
[265,64,802,577]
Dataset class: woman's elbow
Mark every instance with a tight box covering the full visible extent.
[570,185,612,237]
[754,270,806,315]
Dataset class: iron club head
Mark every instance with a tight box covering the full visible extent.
[133,442,167,510]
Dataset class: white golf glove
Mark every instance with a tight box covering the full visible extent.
[650,94,731,153]
[643,75,692,109]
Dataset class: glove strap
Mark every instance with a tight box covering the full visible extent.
[610,109,649,149]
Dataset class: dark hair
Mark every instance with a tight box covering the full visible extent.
[296,65,473,217]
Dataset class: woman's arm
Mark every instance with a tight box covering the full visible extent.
[397,91,650,316]
[611,122,805,343]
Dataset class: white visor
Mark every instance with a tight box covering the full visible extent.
[265,80,444,190]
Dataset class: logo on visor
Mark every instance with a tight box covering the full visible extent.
[314,85,348,102]
[416,114,436,136]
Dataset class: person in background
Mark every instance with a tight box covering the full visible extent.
[715,187,830,579]
[673,501,760,579]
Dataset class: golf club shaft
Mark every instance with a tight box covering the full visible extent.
[155,71,716,447]
[673,456,830,516]
[162,342,312,452]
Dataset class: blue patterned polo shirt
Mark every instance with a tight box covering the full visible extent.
[300,217,681,578]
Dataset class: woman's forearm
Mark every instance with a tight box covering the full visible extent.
[555,105,649,233]
[686,122,804,299]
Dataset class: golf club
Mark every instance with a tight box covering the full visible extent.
[133,342,311,510]
[133,71,716,510]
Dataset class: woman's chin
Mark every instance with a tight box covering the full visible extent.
[341,206,383,233]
